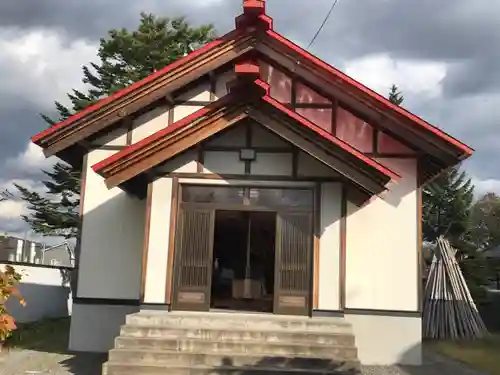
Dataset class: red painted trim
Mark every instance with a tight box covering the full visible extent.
[260,91,400,181]
[265,28,473,156]
[243,0,266,14]
[92,96,231,173]
[31,29,240,144]
[235,61,260,75]
[254,79,270,94]
[93,78,399,184]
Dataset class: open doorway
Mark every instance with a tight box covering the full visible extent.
[211,210,276,312]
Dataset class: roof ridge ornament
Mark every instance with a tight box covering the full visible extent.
[243,0,266,14]
[236,0,272,31]
[227,60,269,98]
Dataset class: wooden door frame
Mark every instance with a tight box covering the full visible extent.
[168,183,319,315]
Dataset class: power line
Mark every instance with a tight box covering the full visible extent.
[307,0,340,49]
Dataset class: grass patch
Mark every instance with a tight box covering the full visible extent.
[431,334,500,375]
[5,317,70,353]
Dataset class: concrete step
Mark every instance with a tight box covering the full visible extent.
[114,337,357,359]
[120,325,355,346]
[104,360,361,375]
[108,348,358,367]
[126,311,351,333]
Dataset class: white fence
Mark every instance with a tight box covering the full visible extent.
[1,262,73,323]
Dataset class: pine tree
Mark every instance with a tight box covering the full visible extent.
[388,84,404,105]
[5,13,216,239]
[422,166,475,250]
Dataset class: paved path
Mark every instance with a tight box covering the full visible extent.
[0,347,488,375]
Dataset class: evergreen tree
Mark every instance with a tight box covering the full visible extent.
[5,13,216,239]
[422,166,475,250]
[467,192,500,251]
[388,84,404,105]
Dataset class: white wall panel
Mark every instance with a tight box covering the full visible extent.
[143,178,173,304]
[176,82,211,101]
[78,150,146,300]
[205,126,246,147]
[318,183,342,311]
[93,127,128,147]
[251,123,290,148]
[158,150,198,174]
[203,151,245,174]
[132,105,170,143]
[298,151,340,178]
[173,105,203,122]
[345,158,418,311]
[251,153,293,176]
[214,71,235,99]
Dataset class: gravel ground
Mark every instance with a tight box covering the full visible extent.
[0,347,487,375]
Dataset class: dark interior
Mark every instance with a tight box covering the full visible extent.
[211,210,276,312]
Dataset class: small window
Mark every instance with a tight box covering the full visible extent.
[50,259,61,266]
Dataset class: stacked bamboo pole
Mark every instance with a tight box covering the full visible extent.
[423,236,489,339]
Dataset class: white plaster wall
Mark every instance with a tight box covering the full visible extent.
[206,126,246,147]
[203,151,245,174]
[345,313,422,365]
[144,178,173,304]
[251,153,293,176]
[78,150,146,300]
[298,151,340,178]
[177,81,211,101]
[69,303,139,352]
[345,158,418,311]
[215,71,235,99]
[173,105,203,122]
[93,127,128,147]
[318,183,341,311]
[158,150,198,174]
[251,123,290,148]
[1,263,72,323]
[132,105,170,143]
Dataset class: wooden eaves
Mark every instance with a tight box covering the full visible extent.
[31,0,472,183]
[92,74,400,200]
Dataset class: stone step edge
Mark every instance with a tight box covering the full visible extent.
[103,361,361,374]
[108,347,358,362]
[115,336,356,351]
[121,324,353,336]
[129,312,351,326]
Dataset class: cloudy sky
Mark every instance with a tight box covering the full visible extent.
[0,0,499,241]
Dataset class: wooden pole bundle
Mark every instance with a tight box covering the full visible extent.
[423,236,489,340]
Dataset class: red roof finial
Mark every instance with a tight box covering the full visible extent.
[236,0,272,31]
[243,0,265,15]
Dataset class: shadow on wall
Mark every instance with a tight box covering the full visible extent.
[2,263,73,323]
[7,282,71,323]
[75,167,146,302]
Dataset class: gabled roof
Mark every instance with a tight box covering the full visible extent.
[31,0,472,168]
[93,73,399,197]
[31,28,255,161]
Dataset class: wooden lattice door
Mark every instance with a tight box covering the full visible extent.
[274,212,313,315]
[171,209,215,311]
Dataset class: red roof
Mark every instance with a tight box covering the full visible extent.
[31,30,239,144]
[31,0,473,160]
[92,77,400,187]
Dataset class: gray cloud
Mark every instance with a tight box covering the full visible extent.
[0,0,499,205]
[0,104,51,163]
[2,0,499,98]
